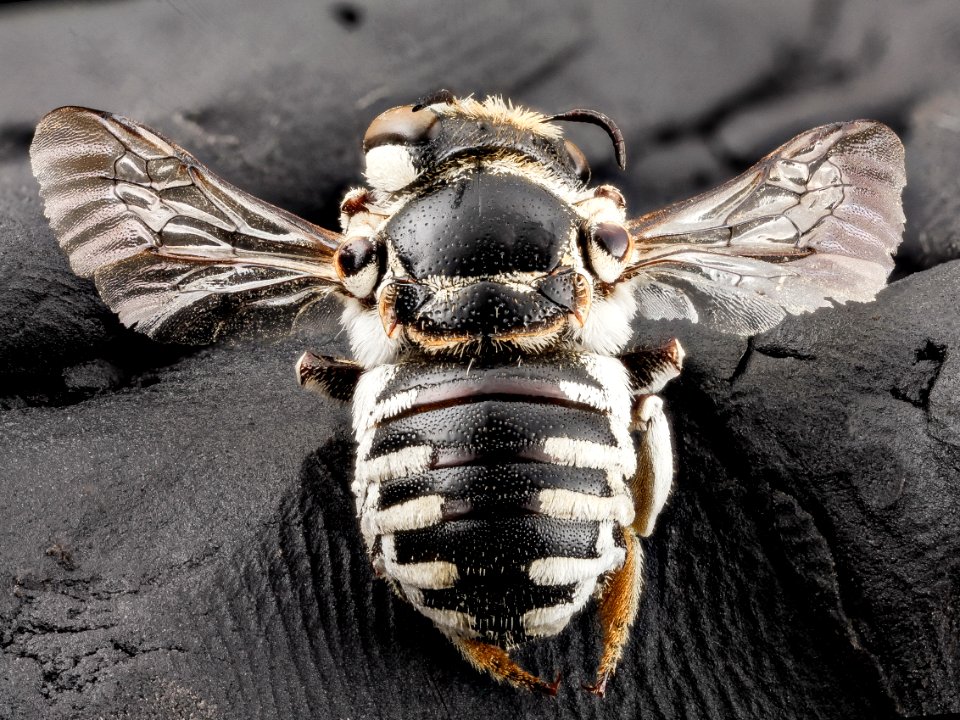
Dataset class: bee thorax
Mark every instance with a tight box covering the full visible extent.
[373,170,588,353]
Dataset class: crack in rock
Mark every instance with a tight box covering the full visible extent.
[729,337,817,384]
[890,339,947,410]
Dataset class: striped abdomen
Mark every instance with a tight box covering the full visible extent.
[351,352,638,646]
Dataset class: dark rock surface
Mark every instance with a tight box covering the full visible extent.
[901,93,960,272]
[2,1,959,718]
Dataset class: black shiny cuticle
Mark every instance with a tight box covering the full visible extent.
[394,283,433,324]
[564,139,590,184]
[536,271,577,312]
[383,172,577,279]
[335,236,378,277]
[363,105,440,151]
[592,222,630,261]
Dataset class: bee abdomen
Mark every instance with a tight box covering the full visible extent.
[382,513,627,643]
[351,353,637,645]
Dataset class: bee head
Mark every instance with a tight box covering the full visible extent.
[361,94,624,196]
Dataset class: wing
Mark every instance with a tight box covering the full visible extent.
[625,120,906,335]
[30,106,344,344]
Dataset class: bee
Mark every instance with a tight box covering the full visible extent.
[29,92,905,695]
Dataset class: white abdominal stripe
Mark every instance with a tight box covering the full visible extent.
[534,488,634,525]
[380,535,459,590]
[349,353,640,641]
[522,521,628,638]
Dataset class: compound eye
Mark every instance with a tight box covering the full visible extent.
[584,221,632,284]
[362,105,439,151]
[335,236,383,298]
[564,139,590,184]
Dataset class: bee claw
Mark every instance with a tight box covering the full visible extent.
[582,674,608,697]
[540,672,562,696]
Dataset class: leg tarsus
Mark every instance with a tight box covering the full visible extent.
[542,672,562,697]
[454,637,560,694]
[582,673,609,697]
[586,527,642,694]
[620,338,685,394]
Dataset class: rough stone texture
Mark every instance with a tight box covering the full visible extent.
[900,92,960,273]
[2,1,960,718]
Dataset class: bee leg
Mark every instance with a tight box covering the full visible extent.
[631,394,674,538]
[620,338,685,395]
[585,527,642,696]
[339,187,390,237]
[585,394,673,695]
[295,351,362,402]
[339,187,372,219]
[452,637,561,695]
[573,184,626,227]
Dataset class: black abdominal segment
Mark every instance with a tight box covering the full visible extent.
[394,517,601,568]
[378,465,612,509]
[369,400,617,460]
[422,574,578,639]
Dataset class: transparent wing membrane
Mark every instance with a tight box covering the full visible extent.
[30,106,343,343]
[626,121,906,335]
